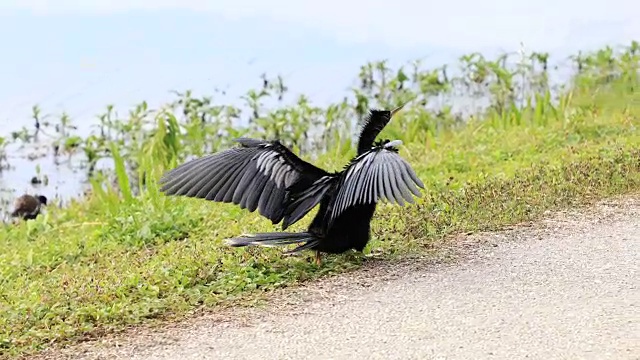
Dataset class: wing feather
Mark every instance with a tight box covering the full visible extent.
[160,138,329,225]
[389,159,412,203]
[398,161,423,197]
[210,158,247,202]
[371,154,383,203]
[188,159,238,198]
[328,147,424,226]
[381,161,393,202]
[387,160,405,205]
[232,165,258,203]
[243,174,268,212]
[282,176,337,229]
[367,154,380,203]
[164,149,247,197]
[221,159,252,202]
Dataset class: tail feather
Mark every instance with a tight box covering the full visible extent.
[225,231,320,252]
[282,240,320,254]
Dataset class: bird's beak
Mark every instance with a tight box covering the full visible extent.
[390,102,408,117]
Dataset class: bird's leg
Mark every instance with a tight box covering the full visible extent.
[314,251,322,266]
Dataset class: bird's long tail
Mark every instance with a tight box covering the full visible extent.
[224,232,321,254]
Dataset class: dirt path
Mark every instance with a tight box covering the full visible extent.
[36,196,640,360]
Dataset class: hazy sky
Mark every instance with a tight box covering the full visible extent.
[0,0,637,133]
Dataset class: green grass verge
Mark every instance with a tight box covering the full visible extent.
[1,96,640,358]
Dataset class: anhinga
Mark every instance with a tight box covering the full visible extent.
[159,104,424,265]
[10,194,47,220]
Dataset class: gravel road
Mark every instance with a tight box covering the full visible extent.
[39,196,640,360]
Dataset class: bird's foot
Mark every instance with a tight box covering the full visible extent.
[314,251,322,266]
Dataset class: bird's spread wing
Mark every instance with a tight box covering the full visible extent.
[328,148,424,225]
[159,138,329,226]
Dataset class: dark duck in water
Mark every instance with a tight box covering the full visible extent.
[159,104,424,265]
[10,194,48,220]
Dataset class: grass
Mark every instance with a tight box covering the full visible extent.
[1,42,640,358]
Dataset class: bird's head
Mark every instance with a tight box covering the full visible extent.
[36,195,48,206]
[382,103,408,152]
[390,102,406,117]
[356,100,410,155]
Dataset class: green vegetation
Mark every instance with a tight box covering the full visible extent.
[1,42,639,358]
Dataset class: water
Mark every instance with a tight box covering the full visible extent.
[0,41,614,220]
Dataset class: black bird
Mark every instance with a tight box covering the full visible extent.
[10,194,48,220]
[159,104,424,265]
